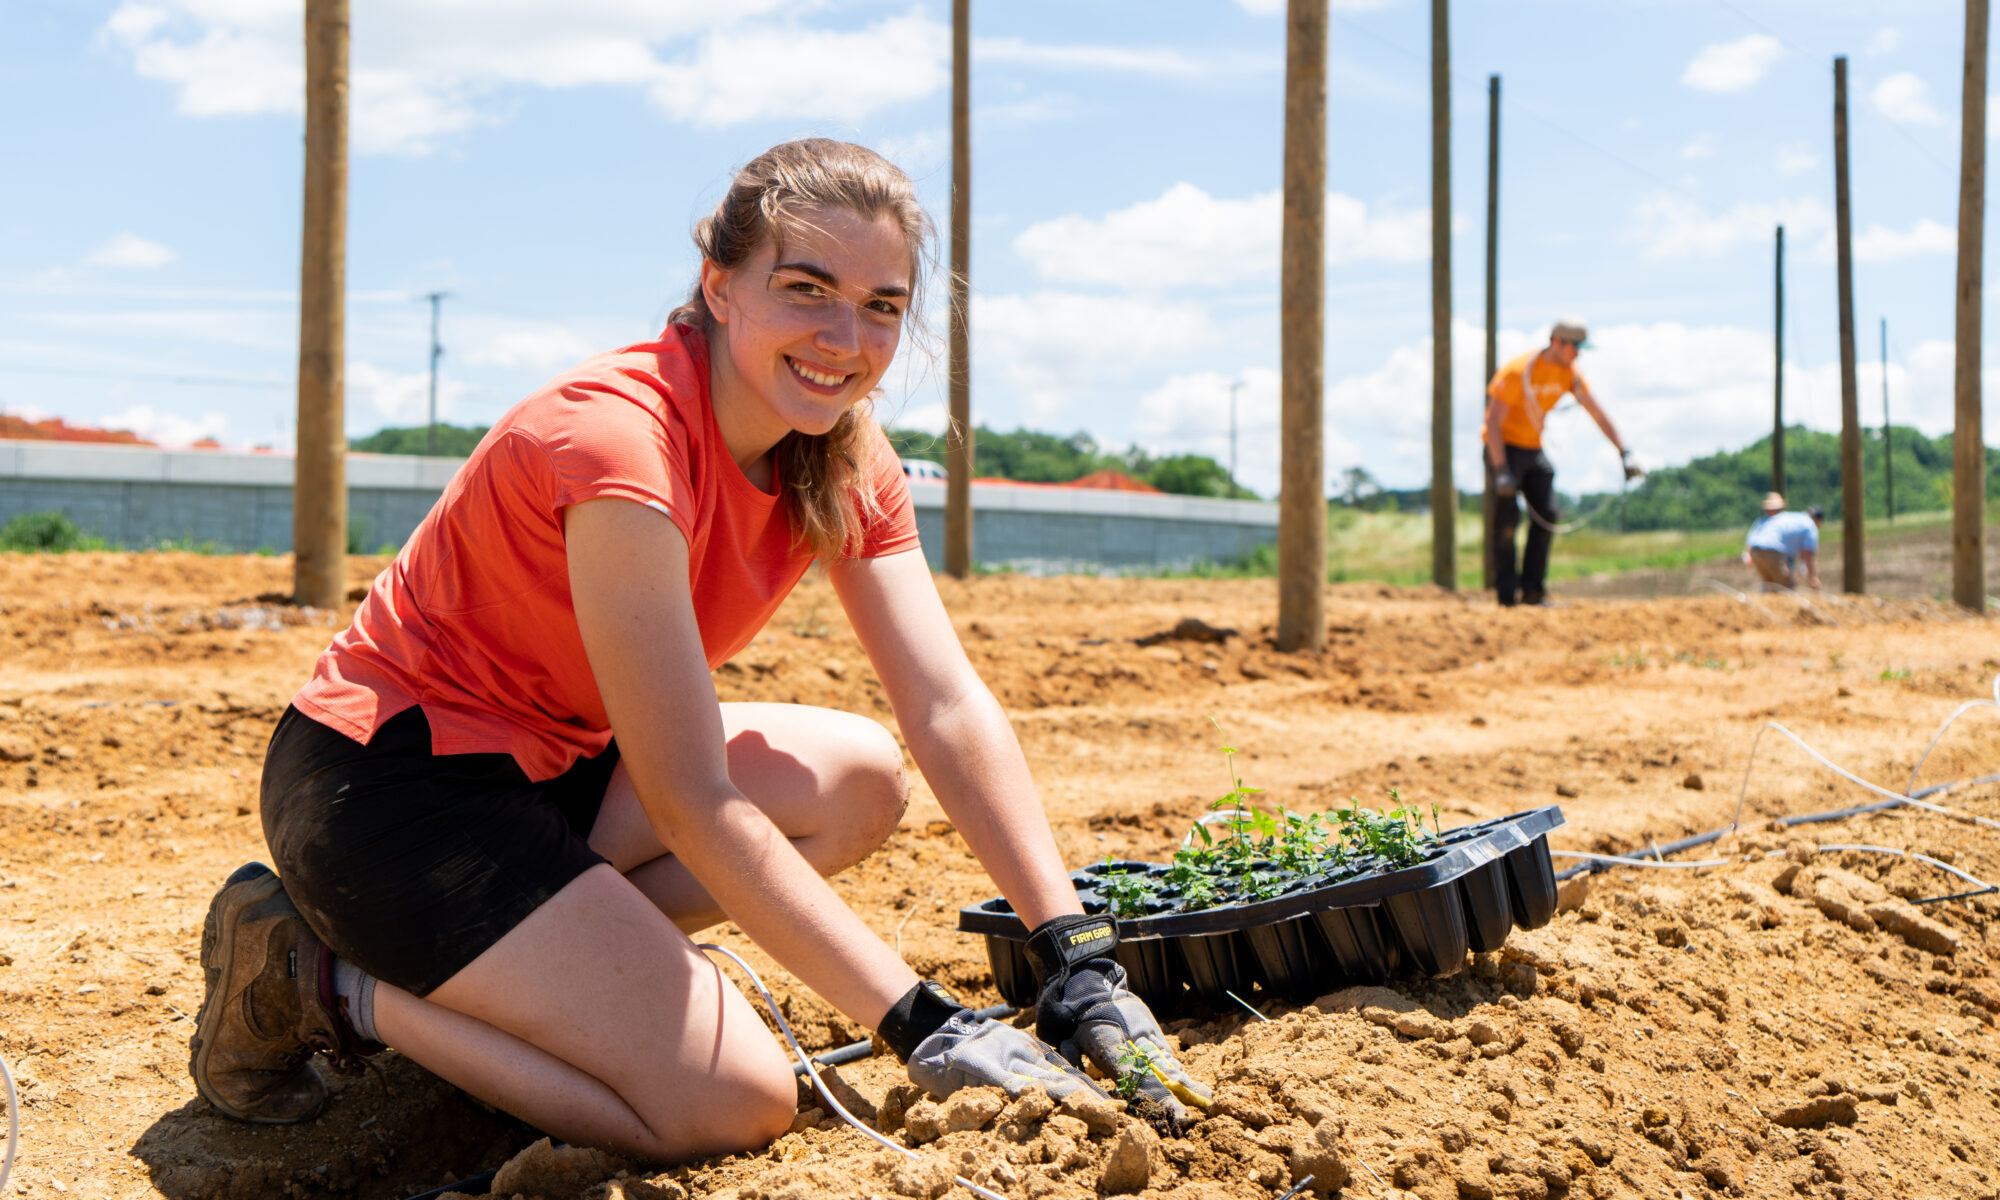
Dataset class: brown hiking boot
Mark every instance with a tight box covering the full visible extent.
[189,863,376,1123]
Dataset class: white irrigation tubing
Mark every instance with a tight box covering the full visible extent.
[1550,850,1731,870]
[696,944,1008,1200]
[1903,675,2000,797]
[1,1049,17,1197]
[1730,721,2000,834]
[1815,844,1996,893]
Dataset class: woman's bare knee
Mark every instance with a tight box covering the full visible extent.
[634,1050,795,1159]
[833,721,907,867]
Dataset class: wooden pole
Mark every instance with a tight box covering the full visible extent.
[1833,56,1865,594]
[1773,225,1785,495]
[1955,0,1989,610]
[1882,317,1894,521]
[1428,0,1454,590]
[1277,0,1327,652]
[294,0,347,608]
[944,0,973,579]
[1483,74,1500,592]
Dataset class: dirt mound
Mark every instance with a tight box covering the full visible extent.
[2,556,1998,1198]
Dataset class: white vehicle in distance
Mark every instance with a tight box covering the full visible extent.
[899,458,947,481]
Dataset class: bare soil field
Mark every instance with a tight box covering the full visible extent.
[4,553,2000,1200]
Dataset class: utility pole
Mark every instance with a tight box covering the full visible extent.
[423,291,448,456]
[1228,379,1242,494]
[1881,317,1894,521]
[944,0,973,579]
[294,0,347,609]
[1834,56,1865,594]
[1278,0,1327,652]
[1955,0,1989,611]
[1483,74,1501,592]
[1773,225,1785,495]
[1428,0,1454,590]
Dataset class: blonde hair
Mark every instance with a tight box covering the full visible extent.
[670,138,936,560]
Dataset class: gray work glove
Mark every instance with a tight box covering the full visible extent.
[1025,915,1213,1123]
[905,1009,1105,1101]
[1494,468,1518,498]
[1621,449,1643,481]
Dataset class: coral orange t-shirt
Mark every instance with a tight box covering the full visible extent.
[291,323,921,781]
[1487,351,1584,450]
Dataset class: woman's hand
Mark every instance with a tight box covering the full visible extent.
[905,1011,1104,1102]
[1026,916,1213,1121]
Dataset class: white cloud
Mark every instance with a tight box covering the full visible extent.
[1872,72,1944,125]
[1013,183,1432,288]
[1235,0,1400,12]
[349,359,470,425]
[1775,143,1819,176]
[973,292,1214,419]
[460,324,602,371]
[1681,35,1784,93]
[86,232,177,269]
[99,403,228,447]
[1131,368,1290,496]
[1629,194,1829,262]
[1867,27,1902,56]
[97,1,936,154]
[1680,134,1717,162]
[1853,218,1956,262]
[647,14,948,129]
[975,37,1261,79]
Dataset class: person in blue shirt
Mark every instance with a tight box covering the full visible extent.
[1742,492,1822,591]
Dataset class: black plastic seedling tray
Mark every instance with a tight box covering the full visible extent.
[960,806,1564,1009]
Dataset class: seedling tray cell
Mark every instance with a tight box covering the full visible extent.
[958,807,1564,1009]
[1457,859,1515,954]
[1505,835,1558,928]
[1382,883,1470,976]
[1309,904,1399,984]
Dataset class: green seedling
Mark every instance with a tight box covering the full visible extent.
[1099,857,1161,917]
[1335,789,1438,868]
[1113,1041,1161,1101]
[1879,667,1911,681]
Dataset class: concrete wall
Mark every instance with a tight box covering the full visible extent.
[0,440,1277,573]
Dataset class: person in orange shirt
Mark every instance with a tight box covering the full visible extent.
[1483,318,1640,606]
[186,139,1208,1161]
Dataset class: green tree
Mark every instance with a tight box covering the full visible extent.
[350,423,491,457]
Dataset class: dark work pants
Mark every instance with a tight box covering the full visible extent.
[1492,444,1556,604]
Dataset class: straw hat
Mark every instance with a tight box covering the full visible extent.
[1761,492,1785,513]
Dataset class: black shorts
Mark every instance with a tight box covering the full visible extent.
[259,705,620,997]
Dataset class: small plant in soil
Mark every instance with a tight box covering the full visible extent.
[1112,1041,1160,1101]
[1098,857,1160,918]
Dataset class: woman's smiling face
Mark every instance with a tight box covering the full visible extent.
[701,204,911,461]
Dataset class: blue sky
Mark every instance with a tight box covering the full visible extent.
[0,0,1989,499]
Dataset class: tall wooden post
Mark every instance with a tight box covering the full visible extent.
[1955,0,1989,610]
[1277,0,1327,652]
[1428,0,1454,589]
[944,0,973,578]
[1882,317,1895,521]
[294,0,347,608]
[1483,74,1500,591]
[1833,56,1865,594]
[1773,225,1785,495]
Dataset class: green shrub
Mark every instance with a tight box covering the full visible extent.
[1,511,105,552]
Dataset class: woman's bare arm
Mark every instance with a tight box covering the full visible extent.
[565,498,917,1028]
[829,549,1081,930]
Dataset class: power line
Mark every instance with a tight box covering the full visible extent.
[1708,0,1953,177]
[1326,12,1680,192]
[0,364,281,389]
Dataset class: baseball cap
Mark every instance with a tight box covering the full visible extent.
[1551,316,1589,348]
[1806,504,1825,520]
[1761,492,1785,513]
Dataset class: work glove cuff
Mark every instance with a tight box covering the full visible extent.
[1024,914,1119,984]
[878,980,970,1064]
